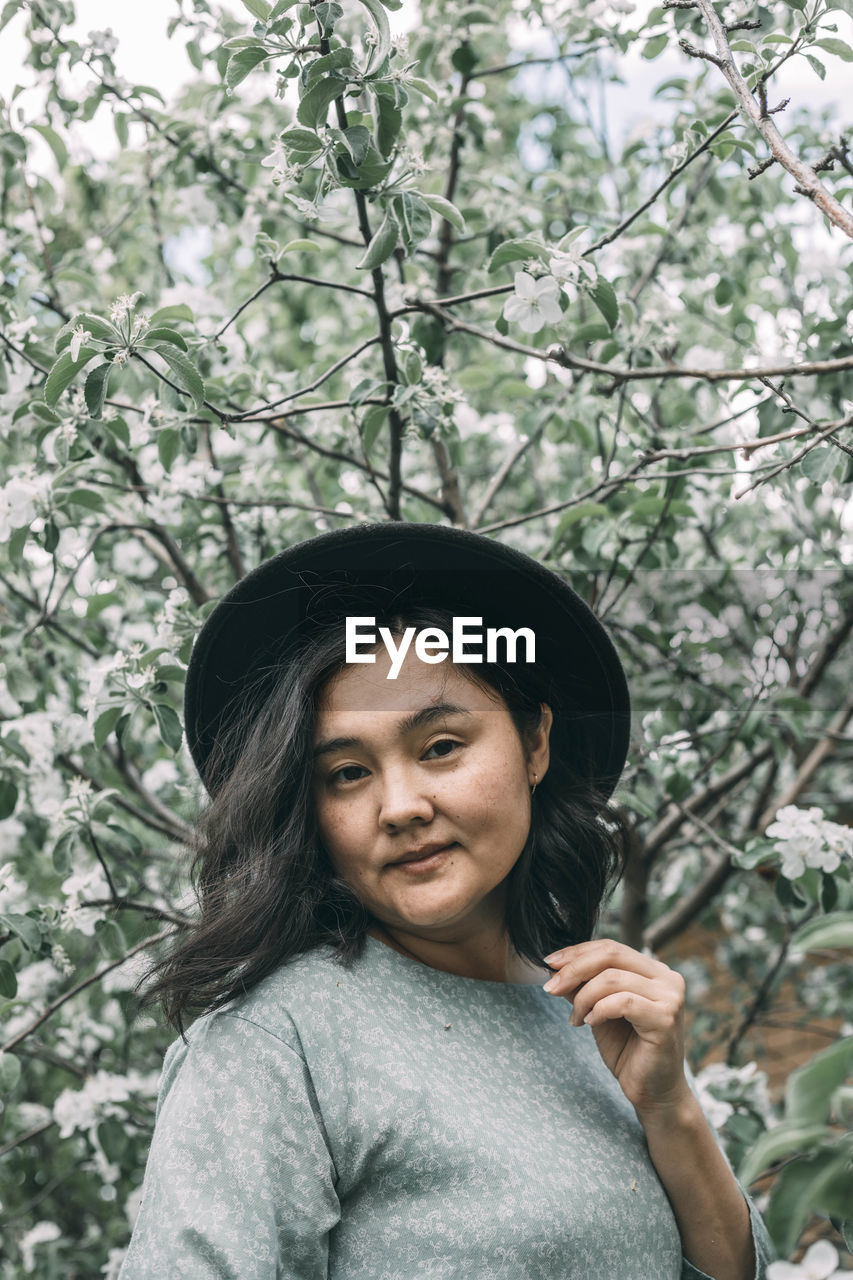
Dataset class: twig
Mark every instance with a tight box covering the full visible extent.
[81,897,191,927]
[688,0,853,238]
[211,270,374,342]
[408,299,853,385]
[230,336,382,419]
[1,928,172,1054]
[726,916,816,1065]
[735,415,853,498]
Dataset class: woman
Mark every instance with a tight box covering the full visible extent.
[121,522,772,1279]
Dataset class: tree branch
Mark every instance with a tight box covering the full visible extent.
[689,0,853,238]
[1,928,173,1054]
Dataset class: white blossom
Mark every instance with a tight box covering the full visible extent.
[102,1248,127,1279]
[766,804,852,879]
[53,1069,159,1140]
[19,1221,61,1273]
[59,867,111,936]
[548,244,597,297]
[108,292,143,324]
[69,324,92,363]
[502,272,563,334]
[0,470,51,540]
[261,139,303,185]
[767,1240,846,1280]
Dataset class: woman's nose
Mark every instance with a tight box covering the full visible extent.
[378,767,436,830]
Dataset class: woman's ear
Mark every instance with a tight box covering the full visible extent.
[527,702,552,788]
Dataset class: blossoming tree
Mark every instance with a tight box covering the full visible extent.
[0,0,852,1273]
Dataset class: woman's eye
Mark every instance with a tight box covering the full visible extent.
[329,764,368,785]
[424,738,461,760]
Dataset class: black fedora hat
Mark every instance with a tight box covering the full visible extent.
[183,522,631,797]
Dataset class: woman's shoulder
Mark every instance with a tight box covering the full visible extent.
[178,939,369,1059]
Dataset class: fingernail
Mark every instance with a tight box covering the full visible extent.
[542,976,559,992]
[543,952,562,964]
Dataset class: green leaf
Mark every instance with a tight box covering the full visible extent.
[814,36,853,60]
[340,124,371,165]
[7,526,27,564]
[225,46,269,92]
[1,912,41,952]
[553,503,610,539]
[148,304,194,327]
[357,0,391,68]
[589,277,619,329]
[451,42,479,74]
[0,959,17,1000]
[313,1,343,35]
[66,488,106,512]
[373,90,403,156]
[304,46,353,84]
[152,703,183,751]
[459,4,495,22]
[29,122,69,170]
[151,346,206,409]
[790,911,853,952]
[158,426,181,473]
[487,238,548,273]
[406,77,438,102]
[766,1148,852,1258]
[296,76,343,130]
[44,346,100,405]
[270,0,299,16]
[785,1037,853,1124]
[56,312,118,349]
[98,1117,130,1162]
[279,126,324,155]
[333,144,393,190]
[281,238,321,254]
[52,828,78,875]
[738,1120,834,1186]
[393,192,433,249]
[356,209,399,269]
[114,112,130,147]
[84,362,113,419]
[360,403,390,454]
[143,326,188,350]
[805,54,826,79]
[1,3,23,36]
[29,401,61,425]
[93,705,126,750]
[240,0,271,18]
[418,192,465,232]
[0,778,17,820]
[0,1053,21,1092]
[642,33,668,59]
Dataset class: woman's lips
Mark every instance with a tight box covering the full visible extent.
[390,843,456,872]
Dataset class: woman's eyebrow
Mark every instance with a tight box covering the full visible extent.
[312,702,472,760]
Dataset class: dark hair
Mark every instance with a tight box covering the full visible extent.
[137,604,627,1035]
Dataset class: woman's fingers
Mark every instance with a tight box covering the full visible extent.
[567,969,680,1028]
[580,989,670,1030]
[543,938,677,993]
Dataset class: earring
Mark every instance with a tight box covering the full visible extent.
[530,775,537,797]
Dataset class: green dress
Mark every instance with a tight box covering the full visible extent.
[119,933,773,1278]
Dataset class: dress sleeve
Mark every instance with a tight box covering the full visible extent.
[118,1011,340,1280]
[679,1060,775,1280]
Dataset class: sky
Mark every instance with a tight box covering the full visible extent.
[2,0,851,168]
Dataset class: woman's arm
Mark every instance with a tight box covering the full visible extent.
[119,1011,340,1279]
[542,939,771,1280]
[634,1090,755,1280]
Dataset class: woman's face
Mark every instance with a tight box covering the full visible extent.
[311,645,552,948]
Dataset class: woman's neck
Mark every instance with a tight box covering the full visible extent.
[366,923,549,985]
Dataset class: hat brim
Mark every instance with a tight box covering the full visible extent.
[184,522,630,797]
